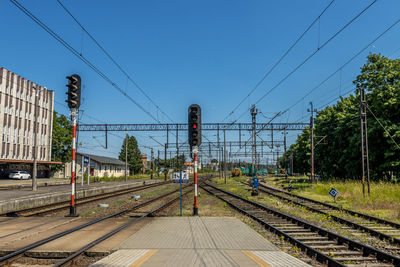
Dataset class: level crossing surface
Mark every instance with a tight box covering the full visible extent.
[91,217,311,267]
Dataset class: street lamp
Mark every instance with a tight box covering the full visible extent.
[32,86,43,191]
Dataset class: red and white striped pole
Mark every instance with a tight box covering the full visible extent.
[69,110,77,216]
[193,153,198,215]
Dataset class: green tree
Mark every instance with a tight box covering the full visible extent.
[354,53,400,180]
[52,111,72,170]
[282,53,400,181]
[119,135,143,174]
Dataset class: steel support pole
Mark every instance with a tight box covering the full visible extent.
[193,153,198,216]
[176,126,179,171]
[217,126,221,178]
[81,156,84,186]
[251,105,258,178]
[309,102,315,184]
[125,134,128,182]
[164,143,167,181]
[32,88,38,191]
[291,152,294,175]
[151,148,154,179]
[283,131,287,173]
[360,88,370,196]
[223,128,226,184]
[157,150,160,178]
[88,158,90,185]
[105,124,108,149]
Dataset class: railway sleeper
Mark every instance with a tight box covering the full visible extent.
[303,240,337,246]
[346,264,394,267]
[334,256,377,262]
[282,229,312,233]
[295,236,330,242]
[312,245,348,250]
[329,251,367,257]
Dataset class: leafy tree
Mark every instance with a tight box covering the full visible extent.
[52,111,72,170]
[281,54,400,180]
[155,154,186,171]
[119,136,143,174]
[354,53,400,180]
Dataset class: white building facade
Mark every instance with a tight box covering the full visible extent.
[56,153,129,179]
[0,67,56,177]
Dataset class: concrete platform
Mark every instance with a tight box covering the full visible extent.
[0,178,70,188]
[0,179,161,215]
[91,217,311,267]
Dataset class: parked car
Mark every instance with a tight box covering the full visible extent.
[9,171,31,180]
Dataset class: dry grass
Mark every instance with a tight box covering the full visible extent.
[265,177,400,223]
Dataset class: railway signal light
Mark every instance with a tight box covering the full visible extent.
[188,104,202,149]
[66,74,81,109]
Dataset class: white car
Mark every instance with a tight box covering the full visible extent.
[9,171,31,180]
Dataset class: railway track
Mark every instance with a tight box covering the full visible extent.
[256,183,400,248]
[0,180,198,266]
[4,180,172,217]
[202,182,400,267]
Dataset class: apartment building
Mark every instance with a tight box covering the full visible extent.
[0,67,58,178]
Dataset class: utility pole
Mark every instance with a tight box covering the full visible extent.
[176,126,179,172]
[283,131,287,174]
[157,150,160,178]
[308,102,316,183]
[360,88,370,197]
[125,134,128,182]
[164,143,167,181]
[150,148,154,179]
[223,128,226,184]
[251,105,258,178]
[217,126,221,178]
[32,87,39,191]
[290,152,294,176]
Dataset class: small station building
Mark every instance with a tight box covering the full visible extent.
[55,152,129,178]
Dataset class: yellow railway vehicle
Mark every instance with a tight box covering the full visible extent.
[231,168,242,177]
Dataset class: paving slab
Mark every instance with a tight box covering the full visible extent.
[94,217,311,267]
[120,217,278,251]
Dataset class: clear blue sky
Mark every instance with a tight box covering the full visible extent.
[1,0,400,163]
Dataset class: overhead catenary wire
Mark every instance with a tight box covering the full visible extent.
[222,0,336,122]
[229,0,377,124]
[55,0,175,123]
[365,104,400,150]
[281,15,400,118]
[9,0,161,124]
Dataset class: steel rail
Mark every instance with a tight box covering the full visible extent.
[259,183,400,230]
[4,181,171,217]
[202,182,400,266]
[53,188,194,267]
[253,183,400,246]
[0,183,191,265]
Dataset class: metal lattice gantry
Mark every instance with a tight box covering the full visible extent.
[77,122,308,132]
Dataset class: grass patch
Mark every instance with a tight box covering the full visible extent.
[265,177,400,223]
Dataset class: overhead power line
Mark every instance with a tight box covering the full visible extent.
[282,14,400,117]
[365,104,400,150]
[230,0,377,124]
[56,0,175,123]
[222,0,336,122]
[9,0,161,123]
